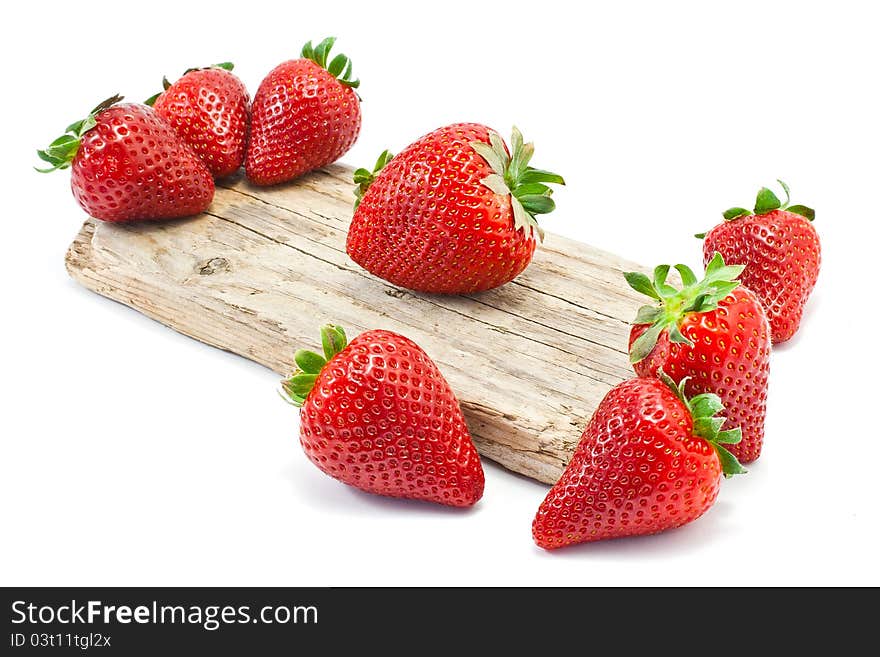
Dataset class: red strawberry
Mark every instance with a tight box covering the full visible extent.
[281,325,484,507]
[533,373,744,549]
[36,96,214,223]
[625,254,771,462]
[698,180,820,343]
[146,62,250,178]
[246,37,361,186]
[346,124,565,294]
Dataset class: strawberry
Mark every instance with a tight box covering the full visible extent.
[246,37,361,186]
[36,96,214,223]
[625,254,771,462]
[697,180,820,343]
[281,325,484,507]
[146,62,250,178]
[532,373,744,549]
[346,124,565,294]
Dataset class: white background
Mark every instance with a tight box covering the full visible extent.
[2,1,877,586]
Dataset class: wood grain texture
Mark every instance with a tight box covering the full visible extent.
[65,164,649,484]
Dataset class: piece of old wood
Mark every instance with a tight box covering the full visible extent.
[65,163,650,484]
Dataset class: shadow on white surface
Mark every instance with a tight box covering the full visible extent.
[769,290,822,354]
[531,499,737,560]
[283,462,485,518]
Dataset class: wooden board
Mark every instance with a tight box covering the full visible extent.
[65,164,649,484]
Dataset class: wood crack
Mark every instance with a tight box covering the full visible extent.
[212,185,632,360]
[464,294,629,362]
[511,279,633,326]
[206,211,619,386]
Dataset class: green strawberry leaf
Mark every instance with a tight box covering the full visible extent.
[667,323,693,346]
[777,179,791,207]
[489,132,510,169]
[624,272,660,300]
[690,393,724,418]
[732,180,814,222]
[629,323,665,364]
[634,306,663,324]
[281,324,349,407]
[693,416,725,439]
[653,264,670,289]
[471,141,505,174]
[352,168,373,184]
[653,265,679,297]
[723,207,752,221]
[294,349,327,374]
[686,293,709,313]
[286,373,318,396]
[716,428,743,445]
[321,324,347,361]
[786,204,815,221]
[301,37,359,88]
[626,253,744,364]
[674,264,698,287]
[518,194,555,216]
[481,174,511,195]
[509,126,523,155]
[373,150,393,172]
[754,187,782,214]
[470,127,564,242]
[714,444,747,478]
[353,150,394,209]
[43,134,79,160]
[511,182,551,197]
[36,94,122,174]
[520,168,566,185]
[656,373,747,478]
[328,53,347,77]
[510,141,535,178]
[313,37,335,68]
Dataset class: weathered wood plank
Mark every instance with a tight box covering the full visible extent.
[65,164,650,484]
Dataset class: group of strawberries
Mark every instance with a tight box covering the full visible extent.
[38,37,361,217]
[41,38,821,549]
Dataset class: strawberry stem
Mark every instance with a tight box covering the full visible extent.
[722,180,815,222]
[470,127,565,242]
[353,150,394,209]
[302,37,360,89]
[35,95,123,173]
[145,63,236,106]
[697,181,815,236]
[280,324,348,407]
[625,253,745,364]
[657,369,746,478]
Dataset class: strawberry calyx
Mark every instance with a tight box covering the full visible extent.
[470,127,565,242]
[353,150,394,209]
[144,63,235,106]
[35,94,123,173]
[625,252,745,364]
[301,37,360,89]
[183,62,234,75]
[657,369,746,478]
[728,179,815,221]
[696,180,815,238]
[280,324,348,407]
